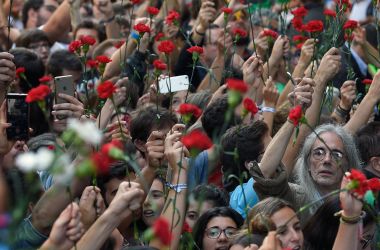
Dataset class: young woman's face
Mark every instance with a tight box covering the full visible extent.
[202,216,238,250]
[270,207,303,250]
[142,179,165,226]
[186,197,214,229]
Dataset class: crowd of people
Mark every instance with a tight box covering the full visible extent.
[0,0,380,248]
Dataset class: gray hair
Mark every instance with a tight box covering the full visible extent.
[295,124,362,204]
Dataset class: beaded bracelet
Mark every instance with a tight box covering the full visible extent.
[334,210,366,224]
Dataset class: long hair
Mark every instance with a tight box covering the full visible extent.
[295,124,362,205]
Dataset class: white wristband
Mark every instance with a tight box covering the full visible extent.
[261,107,276,113]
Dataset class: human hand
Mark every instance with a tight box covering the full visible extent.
[216,30,233,57]
[164,22,179,39]
[113,78,128,106]
[263,77,279,107]
[227,0,247,12]
[270,35,290,62]
[79,186,105,230]
[255,31,269,59]
[0,52,15,90]
[367,70,380,101]
[258,232,282,250]
[315,47,341,83]
[103,120,130,143]
[339,81,356,110]
[107,181,145,219]
[353,27,366,47]
[146,130,166,168]
[42,203,85,250]
[340,174,363,218]
[208,84,227,106]
[242,55,264,88]
[198,0,217,30]
[1,140,28,170]
[299,38,316,66]
[52,94,84,120]
[164,124,188,171]
[288,77,314,109]
[0,101,14,155]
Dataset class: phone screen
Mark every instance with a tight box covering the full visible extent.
[6,94,29,141]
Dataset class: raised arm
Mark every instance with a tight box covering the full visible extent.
[282,48,341,172]
[42,0,71,43]
[150,125,188,250]
[344,71,380,134]
[76,181,144,250]
[332,175,363,250]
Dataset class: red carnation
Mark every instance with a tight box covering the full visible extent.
[155,32,165,41]
[97,81,117,99]
[232,28,248,39]
[131,0,141,4]
[68,40,82,53]
[39,75,52,83]
[291,6,308,18]
[335,0,351,11]
[181,130,213,156]
[293,35,307,43]
[221,7,233,14]
[165,10,180,25]
[26,84,51,103]
[80,35,96,46]
[96,55,112,64]
[182,221,192,233]
[343,20,358,30]
[158,40,175,54]
[262,29,278,41]
[368,178,380,191]
[91,152,112,174]
[187,46,203,61]
[323,9,336,17]
[177,103,202,119]
[362,79,372,85]
[304,20,324,34]
[101,139,124,157]
[134,23,151,34]
[226,78,248,93]
[153,59,167,71]
[292,17,304,32]
[288,105,303,126]
[147,6,159,15]
[243,98,258,116]
[16,67,26,79]
[87,59,99,68]
[152,217,172,246]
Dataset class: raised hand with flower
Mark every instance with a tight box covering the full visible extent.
[193,0,217,43]
[265,35,290,79]
[242,55,264,89]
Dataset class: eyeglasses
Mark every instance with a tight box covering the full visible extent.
[205,227,237,239]
[311,147,344,162]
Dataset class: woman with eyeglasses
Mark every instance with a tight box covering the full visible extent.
[192,207,244,250]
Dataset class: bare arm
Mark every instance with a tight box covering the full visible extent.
[42,0,71,43]
[282,48,341,173]
[344,71,380,134]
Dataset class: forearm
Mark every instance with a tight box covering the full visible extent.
[262,105,275,135]
[332,223,359,250]
[76,210,122,250]
[103,42,128,80]
[263,57,281,80]
[197,55,224,92]
[96,99,114,129]
[150,165,187,250]
[191,24,206,45]
[43,0,71,43]
[344,94,378,134]
[136,165,156,194]
[105,20,120,39]
[260,120,294,178]
[69,1,81,30]
[282,76,325,172]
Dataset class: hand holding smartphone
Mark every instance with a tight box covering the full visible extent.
[6,93,29,141]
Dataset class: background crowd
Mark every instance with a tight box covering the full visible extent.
[0,0,380,249]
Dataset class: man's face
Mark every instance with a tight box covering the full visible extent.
[37,5,54,26]
[202,28,221,67]
[309,132,347,192]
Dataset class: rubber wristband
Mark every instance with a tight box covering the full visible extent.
[261,107,276,113]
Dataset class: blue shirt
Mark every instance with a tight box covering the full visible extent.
[229,178,259,219]
[187,150,209,191]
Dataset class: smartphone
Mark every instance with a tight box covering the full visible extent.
[6,93,29,141]
[54,75,75,104]
[158,75,190,94]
